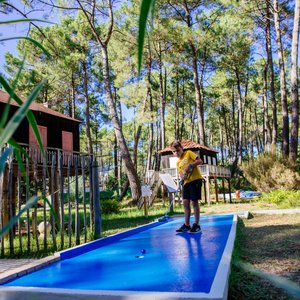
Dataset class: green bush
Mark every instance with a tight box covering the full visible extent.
[260,189,300,208]
[101,199,121,214]
[241,153,300,192]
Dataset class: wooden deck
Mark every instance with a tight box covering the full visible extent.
[161,164,231,180]
[145,165,232,205]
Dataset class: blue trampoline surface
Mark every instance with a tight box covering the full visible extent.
[4,215,234,293]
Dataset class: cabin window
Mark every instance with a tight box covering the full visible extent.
[203,155,207,164]
[169,157,178,169]
[62,131,73,151]
[62,131,73,165]
[29,125,47,162]
[212,157,216,165]
[207,156,211,165]
[29,125,47,148]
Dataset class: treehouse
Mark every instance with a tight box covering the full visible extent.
[159,139,232,204]
[159,139,219,169]
[0,90,81,155]
[0,90,85,243]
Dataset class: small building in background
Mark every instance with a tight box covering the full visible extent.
[159,139,218,169]
[0,90,83,243]
[159,139,232,205]
[0,90,81,153]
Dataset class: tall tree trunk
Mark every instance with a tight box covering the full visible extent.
[219,115,225,165]
[175,70,179,140]
[182,1,205,144]
[263,63,272,150]
[101,46,141,202]
[77,0,141,202]
[273,0,289,157]
[235,69,243,165]
[82,61,93,156]
[146,51,154,173]
[181,83,186,139]
[254,103,263,153]
[266,1,278,150]
[290,0,300,163]
[190,42,205,145]
[158,42,166,150]
[71,71,76,119]
[231,86,238,162]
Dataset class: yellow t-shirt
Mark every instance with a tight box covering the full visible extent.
[176,150,202,184]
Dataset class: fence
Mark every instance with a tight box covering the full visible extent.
[0,145,101,257]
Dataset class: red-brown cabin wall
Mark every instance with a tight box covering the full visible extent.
[0,103,80,151]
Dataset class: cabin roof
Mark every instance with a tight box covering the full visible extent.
[159,139,218,155]
[0,90,81,123]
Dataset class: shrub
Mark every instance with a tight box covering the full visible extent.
[101,199,121,214]
[260,189,300,208]
[241,153,300,192]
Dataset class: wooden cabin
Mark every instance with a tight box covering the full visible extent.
[159,139,218,169]
[159,139,232,204]
[0,90,83,238]
[0,90,81,153]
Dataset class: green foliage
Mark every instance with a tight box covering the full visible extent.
[241,153,300,192]
[260,190,300,208]
[101,198,121,214]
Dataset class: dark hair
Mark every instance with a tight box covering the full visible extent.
[171,140,183,150]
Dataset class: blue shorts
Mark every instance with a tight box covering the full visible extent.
[183,179,202,201]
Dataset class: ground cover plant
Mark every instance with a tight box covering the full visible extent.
[1,198,299,299]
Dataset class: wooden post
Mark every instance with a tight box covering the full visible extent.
[32,211,36,237]
[222,178,226,203]
[81,156,87,243]
[92,160,101,239]
[206,177,211,205]
[89,157,94,229]
[143,197,148,217]
[33,153,39,252]
[17,166,22,253]
[67,156,72,247]
[58,150,64,249]
[42,157,47,251]
[26,156,31,253]
[228,178,232,203]
[168,193,174,213]
[75,156,80,245]
[214,176,218,203]
[203,179,207,204]
[8,159,15,255]
[50,153,57,250]
[1,165,9,240]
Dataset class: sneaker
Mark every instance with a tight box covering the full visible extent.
[176,224,191,232]
[189,223,201,233]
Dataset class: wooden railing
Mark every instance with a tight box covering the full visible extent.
[15,143,92,168]
[199,165,231,178]
[161,164,231,179]
[0,144,101,257]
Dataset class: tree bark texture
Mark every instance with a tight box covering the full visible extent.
[273,0,289,157]
[290,0,300,163]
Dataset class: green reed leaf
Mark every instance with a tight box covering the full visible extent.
[0,37,52,59]
[0,196,39,237]
[138,0,156,74]
[0,19,53,25]
[0,79,46,147]
[0,76,45,156]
